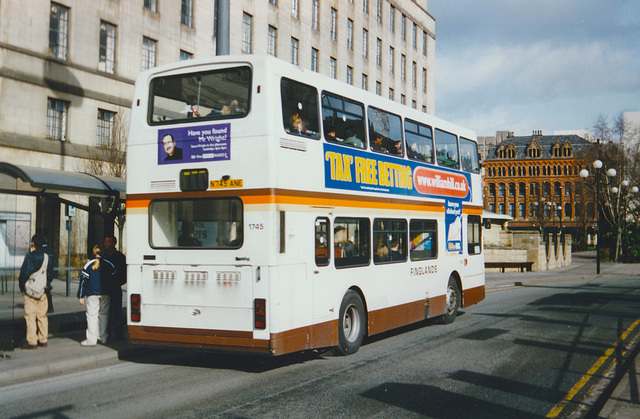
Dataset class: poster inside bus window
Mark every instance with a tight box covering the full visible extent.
[158,123,231,165]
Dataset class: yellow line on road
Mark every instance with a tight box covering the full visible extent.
[546,319,640,418]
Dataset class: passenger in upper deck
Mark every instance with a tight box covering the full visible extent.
[342,126,364,148]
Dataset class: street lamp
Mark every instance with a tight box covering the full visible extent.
[609,180,639,261]
[580,159,616,274]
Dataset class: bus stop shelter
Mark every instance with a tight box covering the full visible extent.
[0,162,125,352]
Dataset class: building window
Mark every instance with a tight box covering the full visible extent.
[97,109,116,147]
[509,203,515,218]
[269,0,277,5]
[144,0,157,12]
[242,13,252,53]
[411,100,416,109]
[362,74,368,90]
[509,183,515,196]
[400,94,405,105]
[412,22,417,48]
[489,203,496,213]
[268,26,277,56]
[292,0,299,19]
[213,0,218,36]
[363,0,369,14]
[389,88,394,100]
[179,50,193,60]
[401,54,406,81]
[376,38,382,66]
[99,21,116,74]
[362,29,368,58]
[181,0,193,27]
[376,0,382,23]
[347,19,354,50]
[422,68,427,93]
[422,105,426,113]
[50,2,69,60]
[488,184,495,196]
[389,46,394,74]
[331,8,338,41]
[330,57,337,79]
[375,81,381,96]
[290,37,299,65]
[47,98,68,141]
[423,31,427,55]
[311,47,318,72]
[346,66,353,85]
[142,37,157,70]
[312,0,319,30]
[412,61,417,87]
[401,14,406,41]
[499,203,505,214]
[390,5,395,32]
[498,183,505,196]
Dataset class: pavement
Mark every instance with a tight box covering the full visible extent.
[0,251,639,418]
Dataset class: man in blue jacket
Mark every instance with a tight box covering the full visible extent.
[18,235,49,349]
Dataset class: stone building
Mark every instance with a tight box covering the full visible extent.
[483,132,594,237]
[0,0,435,269]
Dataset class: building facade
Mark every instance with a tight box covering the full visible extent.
[0,0,435,268]
[483,133,594,235]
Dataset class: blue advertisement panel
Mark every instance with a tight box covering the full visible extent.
[158,123,231,165]
[323,143,472,201]
[445,198,463,254]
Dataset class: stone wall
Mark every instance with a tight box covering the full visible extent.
[485,231,572,272]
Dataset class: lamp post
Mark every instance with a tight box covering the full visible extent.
[580,160,616,274]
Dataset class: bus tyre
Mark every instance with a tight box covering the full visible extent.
[337,290,365,356]
[440,276,460,324]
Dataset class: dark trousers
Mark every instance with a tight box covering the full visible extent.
[107,288,125,339]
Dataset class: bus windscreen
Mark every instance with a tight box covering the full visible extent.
[149,66,251,124]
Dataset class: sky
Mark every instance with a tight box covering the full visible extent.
[428,0,640,137]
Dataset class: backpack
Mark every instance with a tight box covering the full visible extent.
[24,253,48,299]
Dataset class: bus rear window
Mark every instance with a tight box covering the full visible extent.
[149,66,251,125]
[149,198,243,249]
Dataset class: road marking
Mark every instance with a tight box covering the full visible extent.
[546,319,640,418]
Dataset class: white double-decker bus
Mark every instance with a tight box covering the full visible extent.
[126,55,484,356]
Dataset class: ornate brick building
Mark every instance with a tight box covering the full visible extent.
[484,133,594,235]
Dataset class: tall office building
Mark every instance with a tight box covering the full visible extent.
[0,0,435,267]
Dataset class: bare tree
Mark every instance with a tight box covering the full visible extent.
[83,108,128,246]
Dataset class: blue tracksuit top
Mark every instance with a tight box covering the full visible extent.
[77,257,117,298]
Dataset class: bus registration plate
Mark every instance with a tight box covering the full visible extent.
[210,179,243,189]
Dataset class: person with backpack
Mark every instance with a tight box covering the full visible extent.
[18,234,50,350]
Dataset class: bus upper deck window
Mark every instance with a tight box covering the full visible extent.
[435,129,459,169]
[149,66,251,125]
[459,137,480,173]
[368,106,403,156]
[321,92,366,149]
[405,119,434,163]
[281,78,320,139]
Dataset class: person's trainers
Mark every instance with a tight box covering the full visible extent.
[20,342,37,350]
[38,342,48,347]
[80,340,96,347]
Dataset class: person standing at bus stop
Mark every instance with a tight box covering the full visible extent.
[104,235,126,340]
[18,234,50,349]
[78,245,116,346]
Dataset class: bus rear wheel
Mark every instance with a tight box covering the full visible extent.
[336,290,365,355]
[439,276,460,324]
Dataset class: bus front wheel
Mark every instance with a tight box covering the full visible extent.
[336,290,365,355]
[439,276,460,324]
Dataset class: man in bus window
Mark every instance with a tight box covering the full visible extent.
[334,226,356,258]
[390,239,403,261]
[343,126,363,148]
[162,134,183,161]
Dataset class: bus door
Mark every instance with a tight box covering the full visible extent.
[312,217,334,320]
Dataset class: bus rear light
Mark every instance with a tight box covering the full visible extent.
[153,270,176,281]
[254,298,266,330]
[131,293,141,323]
[185,271,208,281]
